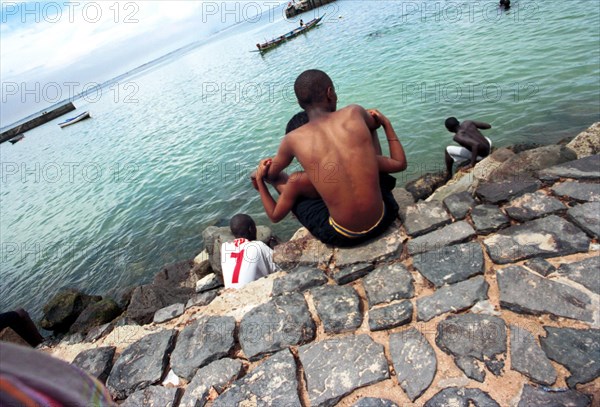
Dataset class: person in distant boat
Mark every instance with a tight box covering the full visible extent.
[299,19,305,27]
[254,70,406,247]
[444,117,492,181]
[220,214,277,289]
[499,0,511,10]
[255,109,406,233]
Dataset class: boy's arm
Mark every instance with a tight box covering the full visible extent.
[256,159,296,223]
[267,137,294,183]
[368,109,407,173]
[472,120,491,129]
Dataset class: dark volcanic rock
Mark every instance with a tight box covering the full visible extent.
[333,263,374,285]
[443,191,477,220]
[524,257,556,277]
[408,221,476,255]
[417,276,489,322]
[353,398,399,407]
[300,335,389,407]
[537,154,600,181]
[310,285,362,334]
[127,283,194,325]
[436,314,506,382]
[239,293,315,360]
[470,204,510,234]
[412,242,484,287]
[106,329,177,400]
[213,349,301,407]
[551,181,600,202]
[403,201,451,237]
[85,322,113,343]
[517,384,591,407]
[425,387,500,407]
[497,265,593,322]
[476,178,541,204]
[405,171,447,201]
[170,315,235,380]
[71,346,116,384]
[153,303,184,324]
[504,191,566,222]
[69,298,121,335]
[510,325,556,386]
[272,267,328,296]
[540,327,600,388]
[393,187,415,219]
[362,263,414,307]
[121,386,179,407]
[368,301,413,331]
[185,289,219,309]
[40,289,102,332]
[557,256,600,294]
[483,215,590,264]
[334,221,403,267]
[179,358,243,407]
[567,201,600,238]
[389,328,436,402]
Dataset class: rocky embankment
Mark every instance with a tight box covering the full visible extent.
[38,123,600,406]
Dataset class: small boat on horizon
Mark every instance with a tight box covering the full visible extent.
[255,15,324,53]
[58,111,91,128]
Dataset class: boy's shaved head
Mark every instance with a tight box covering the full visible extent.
[230,214,257,240]
[294,69,334,110]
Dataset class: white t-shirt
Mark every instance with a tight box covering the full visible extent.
[221,238,276,289]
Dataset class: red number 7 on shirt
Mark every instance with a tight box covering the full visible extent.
[230,250,245,284]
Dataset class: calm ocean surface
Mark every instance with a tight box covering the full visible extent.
[1,1,599,318]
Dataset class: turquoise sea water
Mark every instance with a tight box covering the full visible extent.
[1,0,599,318]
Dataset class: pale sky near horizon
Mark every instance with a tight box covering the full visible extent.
[0,0,285,126]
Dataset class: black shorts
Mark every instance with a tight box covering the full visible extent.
[291,173,400,247]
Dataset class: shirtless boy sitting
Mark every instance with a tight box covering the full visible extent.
[255,69,407,247]
[444,117,492,181]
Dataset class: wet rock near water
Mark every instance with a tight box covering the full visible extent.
[517,384,591,407]
[540,327,600,388]
[179,358,243,407]
[170,315,235,380]
[403,201,451,237]
[389,328,437,402]
[443,191,477,220]
[510,325,556,386]
[476,178,541,204]
[566,122,600,158]
[483,215,590,264]
[106,329,177,400]
[497,265,594,322]
[412,242,484,287]
[567,201,600,238]
[551,181,600,202]
[362,263,414,307]
[436,314,506,382]
[40,289,102,333]
[504,191,566,222]
[71,346,116,384]
[239,292,315,360]
[334,220,403,267]
[126,283,194,325]
[470,204,510,234]
[310,285,362,334]
[272,266,328,296]
[332,262,374,285]
[195,274,222,293]
[557,256,600,294]
[69,298,121,335]
[407,221,476,255]
[417,276,489,322]
[85,322,113,343]
[405,171,447,201]
[300,334,389,407]
[213,349,301,407]
[121,386,180,407]
[368,300,412,331]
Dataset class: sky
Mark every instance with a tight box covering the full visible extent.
[0,1,284,126]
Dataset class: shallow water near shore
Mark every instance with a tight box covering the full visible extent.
[1,0,599,319]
